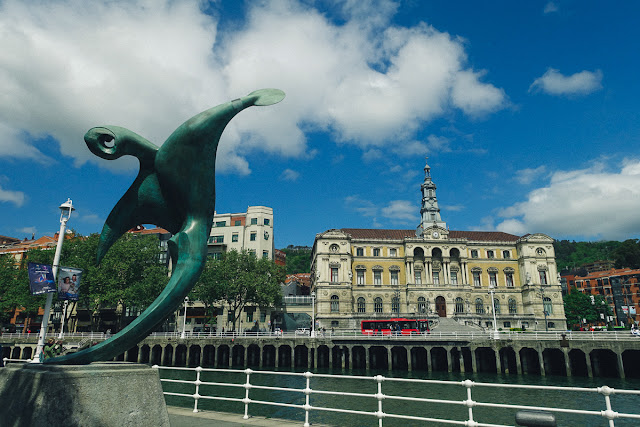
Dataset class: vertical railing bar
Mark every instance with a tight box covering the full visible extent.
[243,368,252,419]
[193,366,202,413]
[304,372,312,427]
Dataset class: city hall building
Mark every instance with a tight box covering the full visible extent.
[311,160,566,332]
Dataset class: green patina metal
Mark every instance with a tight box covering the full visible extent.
[46,89,285,364]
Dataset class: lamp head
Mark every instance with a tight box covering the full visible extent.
[59,198,75,221]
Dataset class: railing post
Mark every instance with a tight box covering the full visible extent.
[303,371,313,427]
[375,375,385,427]
[463,379,475,425]
[243,368,253,420]
[193,366,202,413]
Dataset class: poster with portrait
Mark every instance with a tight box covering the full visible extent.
[58,266,83,301]
[28,262,56,295]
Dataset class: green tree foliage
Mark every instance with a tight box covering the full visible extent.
[613,239,640,269]
[563,289,612,329]
[280,247,312,274]
[191,250,284,331]
[553,240,621,271]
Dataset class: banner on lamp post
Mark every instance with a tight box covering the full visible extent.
[27,262,57,295]
[57,267,83,301]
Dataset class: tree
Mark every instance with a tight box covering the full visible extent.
[191,250,284,331]
[280,247,312,274]
[614,239,640,269]
[563,289,612,329]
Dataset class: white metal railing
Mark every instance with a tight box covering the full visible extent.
[153,366,640,427]
[283,296,313,305]
[0,332,106,340]
[2,358,32,364]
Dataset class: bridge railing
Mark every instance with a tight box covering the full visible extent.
[153,365,640,427]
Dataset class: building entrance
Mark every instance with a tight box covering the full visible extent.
[436,296,446,317]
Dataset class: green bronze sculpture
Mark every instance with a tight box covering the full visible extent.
[46,89,285,364]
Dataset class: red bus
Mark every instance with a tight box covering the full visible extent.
[361,318,430,336]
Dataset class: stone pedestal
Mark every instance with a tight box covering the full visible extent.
[0,362,169,427]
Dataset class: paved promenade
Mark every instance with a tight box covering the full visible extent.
[167,406,331,427]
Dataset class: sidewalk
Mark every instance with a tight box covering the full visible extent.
[168,406,333,427]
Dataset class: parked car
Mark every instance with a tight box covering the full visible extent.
[295,328,310,336]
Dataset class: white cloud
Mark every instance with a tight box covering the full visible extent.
[543,2,559,14]
[495,159,640,240]
[17,226,37,236]
[442,204,465,212]
[0,184,25,206]
[0,0,506,174]
[344,195,377,217]
[529,68,603,96]
[381,200,418,224]
[515,166,548,185]
[280,168,300,181]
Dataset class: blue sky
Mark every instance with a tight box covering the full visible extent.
[1,0,639,248]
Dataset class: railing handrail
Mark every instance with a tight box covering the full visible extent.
[153,365,640,426]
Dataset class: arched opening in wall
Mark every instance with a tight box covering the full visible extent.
[435,296,446,317]
[499,348,517,374]
[461,347,473,373]
[216,345,229,367]
[22,347,33,360]
[317,345,330,368]
[590,349,619,378]
[295,345,309,368]
[519,348,541,375]
[162,345,173,366]
[430,347,448,372]
[175,345,187,367]
[232,345,245,367]
[569,349,588,377]
[247,344,260,367]
[11,347,21,359]
[411,347,428,371]
[391,347,408,371]
[202,345,215,367]
[2,345,12,360]
[449,348,461,372]
[278,345,292,368]
[151,345,162,365]
[543,349,566,376]
[342,346,350,369]
[352,346,366,370]
[139,345,150,364]
[115,352,125,361]
[414,247,425,260]
[188,345,201,367]
[432,247,443,260]
[449,248,460,260]
[262,345,276,368]
[368,346,388,371]
[622,350,640,378]
[475,347,497,373]
[126,345,139,362]
[331,346,344,369]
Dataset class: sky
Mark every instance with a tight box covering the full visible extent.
[1,0,639,249]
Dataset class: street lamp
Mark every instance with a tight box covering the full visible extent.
[33,198,74,363]
[488,284,499,339]
[180,296,189,339]
[58,300,69,339]
[310,291,316,338]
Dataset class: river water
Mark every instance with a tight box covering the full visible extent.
[159,367,640,426]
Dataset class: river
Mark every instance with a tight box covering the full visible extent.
[159,367,640,426]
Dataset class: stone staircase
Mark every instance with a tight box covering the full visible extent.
[431,317,484,333]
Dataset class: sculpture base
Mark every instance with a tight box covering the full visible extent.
[0,362,169,427]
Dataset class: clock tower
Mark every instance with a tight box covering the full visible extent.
[417,157,448,238]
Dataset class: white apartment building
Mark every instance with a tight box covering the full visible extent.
[207,206,274,260]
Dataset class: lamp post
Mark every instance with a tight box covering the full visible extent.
[33,198,74,363]
[58,300,69,339]
[180,296,189,339]
[310,291,316,338]
[488,284,499,339]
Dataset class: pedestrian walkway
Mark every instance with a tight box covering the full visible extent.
[432,317,483,333]
[167,406,332,427]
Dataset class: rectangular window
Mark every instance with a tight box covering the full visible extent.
[473,272,481,287]
[356,248,364,256]
[489,272,497,287]
[215,221,226,227]
[250,232,256,241]
[390,271,399,285]
[506,273,514,288]
[487,250,494,259]
[260,312,266,322]
[246,311,253,322]
[374,271,382,285]
[432,271,440,284]
[356,270,365,285]
[264,218,270,225]
[234,220,241,226]
[331,267,339,282]
[540,271,548,285]
[415,270,422,284]
[210,235,224,243]
[263,250,269,258]
[211,252,222,260]
[232,234,239,242]
[451,272,458,285]
[471,250,478,258]
[373,248,380,256]
[389,248,397,257]
[503,321,511,328]
[521,322,529,329]
[503,250,510,259]
[250,218,258,225]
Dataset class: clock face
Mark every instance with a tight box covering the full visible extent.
[432,231,439,238]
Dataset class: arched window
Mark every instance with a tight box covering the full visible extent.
[455,297,464,313]
[543,297,552,315]
[475,298,485,314]
[392,296,399,313]
[331,295,339,313]
[417,297,426,313]
[374,297,383,313]
[357,297,366,313]
[494,298,501,314]
[508,298,517,314]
